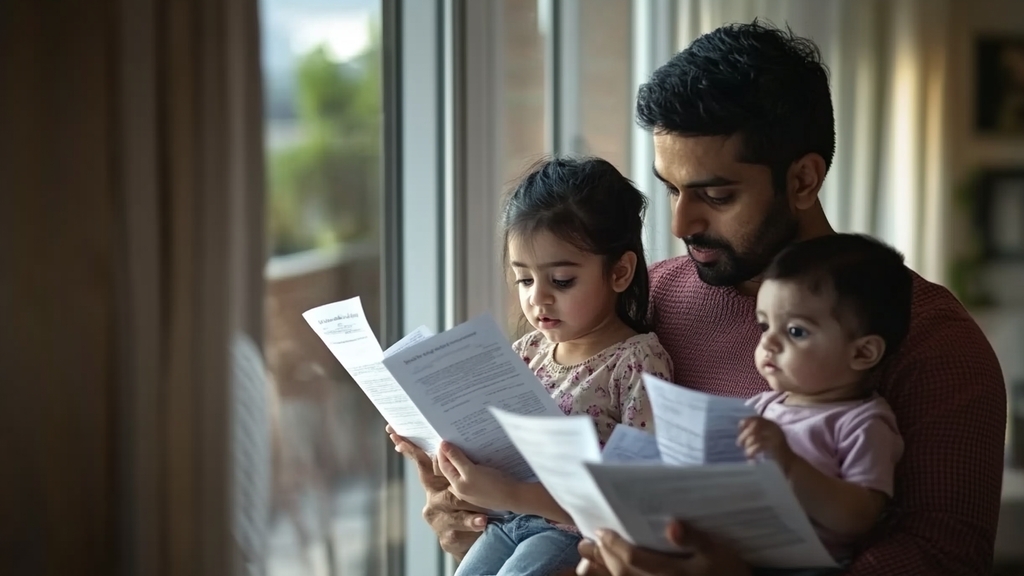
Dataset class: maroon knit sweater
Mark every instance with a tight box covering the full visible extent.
[649,255,1006,575]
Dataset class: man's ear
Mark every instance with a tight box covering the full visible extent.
[849,334,886,372]
[788,153,827,211]
[611,251,637,293]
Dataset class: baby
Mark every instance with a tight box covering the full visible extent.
[737,233,912,572]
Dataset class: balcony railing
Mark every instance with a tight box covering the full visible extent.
[263,242,386,576]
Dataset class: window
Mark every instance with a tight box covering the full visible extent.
[252,3,680,574]
[499,0,548,186]
[571,0,635,175]
[258,0,387,574]
[493,0,673,339]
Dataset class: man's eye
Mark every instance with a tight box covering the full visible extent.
[553,278,575,289]
[704,191,734,205]
[664,184,680,197]
[788,326,808,338]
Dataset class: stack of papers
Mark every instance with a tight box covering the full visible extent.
[302,297,563,481]
[303,297,837,569]
[490,381,837,569]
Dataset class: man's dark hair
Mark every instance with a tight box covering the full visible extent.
[636,19,835,195]
[764,234,913,362]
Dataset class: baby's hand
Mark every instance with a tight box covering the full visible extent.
[737,417,796,473]
[436,441,519,512]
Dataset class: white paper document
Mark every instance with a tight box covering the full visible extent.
[491,395,837,569]
[384,325,435,356]
[488,408,630,539]
[382,314,563,481]
[602,424,661,463]
[642,374,755,465]
[584,461,838,568]
[303,298,441,453]
[304,297,563,482]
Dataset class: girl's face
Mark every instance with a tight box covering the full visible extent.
[508,231,627,345]
[754,279,884,403]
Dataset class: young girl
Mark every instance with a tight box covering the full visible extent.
[737,234,911,573]
[425,157,673,576]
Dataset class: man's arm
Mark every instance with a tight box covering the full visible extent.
[848,314,1005,575]
[387,426,487,560]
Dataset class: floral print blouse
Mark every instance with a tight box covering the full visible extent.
[513,331,674,444]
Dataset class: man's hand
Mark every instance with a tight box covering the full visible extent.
[436,441,520,512]
[575,521,751,576]
[386,425,488,559]
[737,416,796,473]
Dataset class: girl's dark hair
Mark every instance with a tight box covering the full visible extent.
[501,156,651,334]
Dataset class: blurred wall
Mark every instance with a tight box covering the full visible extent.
[948,0,1024,184]
[947,0,1024,282]
[947,0,1024,565]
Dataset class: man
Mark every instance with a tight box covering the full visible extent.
[394,21,1006,575]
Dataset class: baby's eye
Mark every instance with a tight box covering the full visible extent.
[552,278,575,289]
[757,322,769,333]
[788,326,808,338]
[515,278,533,287]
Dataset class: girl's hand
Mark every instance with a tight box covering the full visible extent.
[436,441,520,512]
[737,417,795,473]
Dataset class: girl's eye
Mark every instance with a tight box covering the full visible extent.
[757,322,769,333]
[788,326,808,338]
[552,278,575,289]
[515,278,533,287]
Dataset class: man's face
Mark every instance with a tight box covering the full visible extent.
[653,132,799,286]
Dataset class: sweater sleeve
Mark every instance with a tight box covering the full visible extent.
[845,304,1005,575]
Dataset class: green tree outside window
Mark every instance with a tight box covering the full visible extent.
[268,23,381,257]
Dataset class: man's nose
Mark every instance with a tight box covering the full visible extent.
[670,194,708,239]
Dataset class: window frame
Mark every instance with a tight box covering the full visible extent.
[452,0,680,328]
[389,2,678,574]
[633,0,678,263]
[389,0,450,575]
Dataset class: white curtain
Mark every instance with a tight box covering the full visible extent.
[674,0,952,283]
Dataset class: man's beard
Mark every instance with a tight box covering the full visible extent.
[685,197,799,287]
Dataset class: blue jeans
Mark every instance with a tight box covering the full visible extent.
[454,514,581,576]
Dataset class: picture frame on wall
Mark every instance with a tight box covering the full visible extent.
[976,36,1024,135]
[975,169,1024,260]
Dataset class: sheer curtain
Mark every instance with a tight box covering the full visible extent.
[674,0,952,282]
[115,0,268,572]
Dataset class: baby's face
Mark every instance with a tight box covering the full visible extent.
[754,279,863,401]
